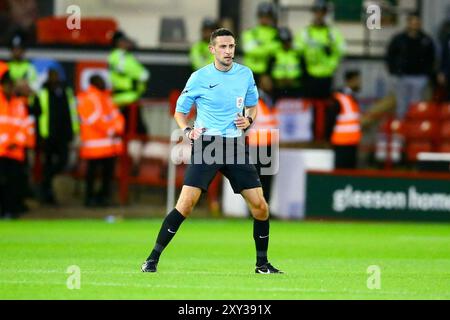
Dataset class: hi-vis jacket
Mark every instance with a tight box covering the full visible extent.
[331,92,361,146]
[247,97,278,146]
[108,48,149,107]
[77,86,125,159]
[0,90,35,161]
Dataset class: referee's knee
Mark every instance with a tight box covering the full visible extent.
[175,198,196,217]
[250,199,269,221]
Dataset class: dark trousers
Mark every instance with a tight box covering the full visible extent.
[0,157,24,216]
[41,141,69,201]
[303,76,333,99]
[121,106,147,135]
[334,145,358,169]
[85,157,116,203]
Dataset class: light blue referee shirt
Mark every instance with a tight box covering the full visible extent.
[176,62,259,138]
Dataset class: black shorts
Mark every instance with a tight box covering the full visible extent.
[183,135,262,193]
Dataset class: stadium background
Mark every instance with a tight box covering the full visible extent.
[0,0,449,300]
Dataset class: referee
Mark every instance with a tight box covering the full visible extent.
[141,28,282,274]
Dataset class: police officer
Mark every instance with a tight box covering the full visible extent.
[294,0,345,98]
[242,2,281,82]
[268,27,302,98]
[189,18,218,71]
[35,69,79,204]
[108,31,150,134]
[7,33,38,95]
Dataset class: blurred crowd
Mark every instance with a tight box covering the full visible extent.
[0,30,148,218]
[3,0,450,218]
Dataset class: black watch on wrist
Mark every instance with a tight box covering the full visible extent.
[184,127,193,138]
[246,116,253,125]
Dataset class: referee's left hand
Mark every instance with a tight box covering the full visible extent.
[234,114,250,130]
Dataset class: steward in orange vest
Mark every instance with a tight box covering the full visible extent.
[326,70,362,169]
[77,75,125,207]
[246,77,279,202]
[0,71,35,217]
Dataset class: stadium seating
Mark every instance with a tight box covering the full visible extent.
[403,120,439,140]
[441,120,450,138]
[379,117,404,135]
[376,115,445,163]
[403,120,439,161]
[37,17,117,45]
[406,140,433,162]
[440,103,450,119]
[438,120,450,153]
[375,117,405,163]
[405,102,439,120]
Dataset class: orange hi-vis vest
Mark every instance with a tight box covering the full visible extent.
[247,98,279,146]
[331,92,362,146]
[0,61,8,79]
[77,86,125,159]
[0,90,33,162]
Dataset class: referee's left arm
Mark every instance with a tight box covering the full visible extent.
[243,69,259,127]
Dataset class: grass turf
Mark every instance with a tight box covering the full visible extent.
[0,218,449,300]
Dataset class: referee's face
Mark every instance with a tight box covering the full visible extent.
[210,36,235,69]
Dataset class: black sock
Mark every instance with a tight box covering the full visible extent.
[147,208,185,261]
[253,218,269,266]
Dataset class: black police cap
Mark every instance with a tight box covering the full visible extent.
[112,31,129,44]
[10,33,25,49]
[257,2,276,17]
[312,0,329,11]
[202,18,218,30]
[278,27,292,42]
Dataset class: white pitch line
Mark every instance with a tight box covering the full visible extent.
[1,279,449,298]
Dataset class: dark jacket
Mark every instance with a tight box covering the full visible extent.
[34,82,74,144]
[386,31,436,76]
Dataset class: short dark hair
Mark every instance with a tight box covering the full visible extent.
[89,74,105,88]
[344,70,360,81]
[210,28,235,45]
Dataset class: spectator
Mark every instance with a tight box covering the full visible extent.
[34,69,79,205]
[386,12,436,118]
[437,11,450,101]
[241,2,280,83]
[189,18,218,71]
[294,0,345,98]
[77,75,125,207]
[326,70,362,169]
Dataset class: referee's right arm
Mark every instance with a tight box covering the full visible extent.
[175,73,203,139]
[174,111,190,131]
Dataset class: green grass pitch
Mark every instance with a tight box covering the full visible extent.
[0,218,449,299]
